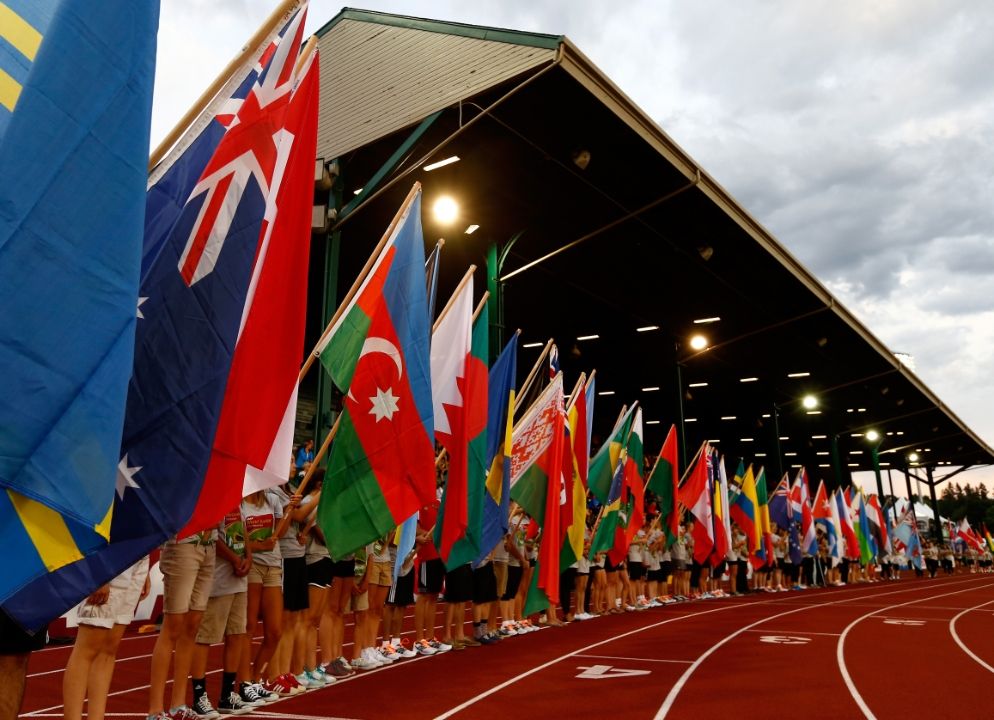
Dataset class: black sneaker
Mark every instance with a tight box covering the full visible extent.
[218,692,251,715]
[191,695,220,719]
[237,682,269,707]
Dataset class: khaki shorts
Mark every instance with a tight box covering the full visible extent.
[77,557,150,628]
[196,591,247,644]
[368,560,393,587]
[248,562,283,588]
[344,589,369,613]
[160,542,216,614]
[493,561,508,598]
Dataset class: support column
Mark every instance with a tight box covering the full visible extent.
[925,465,942,542]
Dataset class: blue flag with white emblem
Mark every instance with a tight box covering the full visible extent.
[0,1,158,605]
[4,6,310,630]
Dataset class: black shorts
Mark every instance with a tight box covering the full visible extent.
[444,564,473,603]
[777,558,787,571]
[417,558,445,595]
[0,610,46,654]
[627,561,645,580]
[331,558,356,578]
[604,557,620,573]
[282,556,310,611]
[659,561,674,579]
[646,568,664,582]
[472,563,498,604]
[387,567,415,606]
[712,560,727,576]
[503,564,523,600]
[307,558,334,588]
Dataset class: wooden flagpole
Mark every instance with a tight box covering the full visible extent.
[298,182,422,383]
[274,412,341,537]
[564,372,586,413]
[431,266,476,333]
[149,0,302,170]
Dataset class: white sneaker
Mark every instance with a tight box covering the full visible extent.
[394,641,417,658]
[414,639,437,655]
[380,643,401,661]
[362,647,387,666]
[351,654,379,671]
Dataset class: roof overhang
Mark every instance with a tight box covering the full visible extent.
[310,9,994,480]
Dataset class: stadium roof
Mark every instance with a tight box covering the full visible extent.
[312,8,994,484]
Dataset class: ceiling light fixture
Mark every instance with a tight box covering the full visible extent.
[636,325,659,332]
[740,377,759,383]
[576,334,599,341]
[646,420,660,425]
[720,416,737,421]
[788,372,810,378]
[685,418,697,422]
[688,382,708,388]
[522,342,543,348]
[641,386,660,392]
[464,224,479,234]
[423,155,460,172]
[693,317,721,324]
[432,195,459,224]
[689,334,709,351]
[801,395,818,410]
[598,390,615,396]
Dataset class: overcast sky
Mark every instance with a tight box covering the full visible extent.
[153,1,994,495]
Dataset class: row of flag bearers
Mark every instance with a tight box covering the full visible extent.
[0,0,952,637]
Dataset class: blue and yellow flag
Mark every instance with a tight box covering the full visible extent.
[473,332,517,565]
[0,1,158,605]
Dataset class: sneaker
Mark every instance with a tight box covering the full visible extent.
[362,647,386,666]
[283,673,305,695]
[236,684,265,708]
[498,623,516,635]
[459,636,481,647]
[263,675,295,698]
[395,639,417,658]
[415,639,437,655]
[374,647,395,664]
[429,638,452,653]
[351,654,379,671]
[478,632,499,645]
[218,692,251,716]
[306,668,331,686]
[252,682,280,703]
[293,672,314,690]
[192,695,221,719]
[380,644,401,661]
[168,707,202,720]
[323,658,353,678]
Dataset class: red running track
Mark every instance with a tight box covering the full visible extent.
[18,573,994,719]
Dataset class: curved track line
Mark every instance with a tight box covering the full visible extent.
[948,598,994,674]
[836,580,994,719]
[655,576,993,720]
[433,577,943,720]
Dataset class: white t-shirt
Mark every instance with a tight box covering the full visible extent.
[243,492,283,567]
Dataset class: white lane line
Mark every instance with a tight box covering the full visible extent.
[655,577,994,720]
[837,581,994,720]
[742,629,841,637]
[948,599,994,674]
[573,654,693,664]
[432,579,919,720]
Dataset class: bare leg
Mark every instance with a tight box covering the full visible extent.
[0,654,29,720]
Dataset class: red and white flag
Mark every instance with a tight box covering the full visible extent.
[180,45,320,535]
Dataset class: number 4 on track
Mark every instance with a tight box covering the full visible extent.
[576,664,652,679]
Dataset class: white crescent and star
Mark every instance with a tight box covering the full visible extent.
[347,336,404,423]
